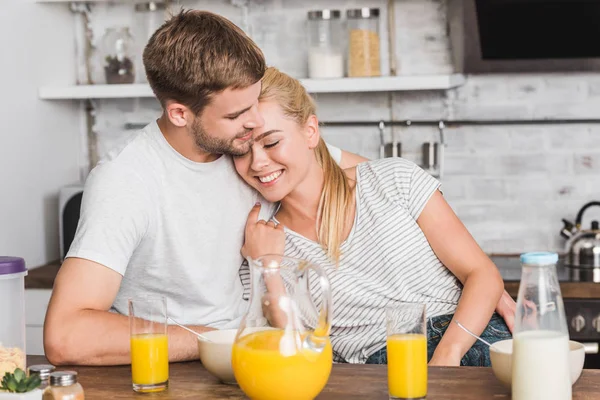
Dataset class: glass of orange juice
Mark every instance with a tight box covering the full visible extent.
[128,295,169,393]
[386,303,427,400]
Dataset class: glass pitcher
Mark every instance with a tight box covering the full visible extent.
[232,255,333,400]
[512,252,571,400]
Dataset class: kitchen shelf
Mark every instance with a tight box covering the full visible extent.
[35,0,119,2]
[39,74,465,99]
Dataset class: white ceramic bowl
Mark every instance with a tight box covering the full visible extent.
[489,339,585,388]
[197,329,238,384]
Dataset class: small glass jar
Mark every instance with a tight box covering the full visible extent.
[306,9,344,79]
[134,2,169,83]
[28,364,56,390]
[346,8,381,77]
[43,371,84,400]
[101,27,136,84]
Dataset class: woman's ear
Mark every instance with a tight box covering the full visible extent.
[305,115,321,149]
[165,101,193,128]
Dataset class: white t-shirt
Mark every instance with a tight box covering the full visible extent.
[67,121,342,329]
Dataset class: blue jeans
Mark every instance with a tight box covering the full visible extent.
[365,313,512,366]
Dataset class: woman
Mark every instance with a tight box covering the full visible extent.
[236,67,512,366]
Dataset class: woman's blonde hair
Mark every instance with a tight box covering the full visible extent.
[259,67,354,263]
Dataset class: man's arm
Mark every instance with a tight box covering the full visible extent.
[339,149,369,169]
[44,257,214,366]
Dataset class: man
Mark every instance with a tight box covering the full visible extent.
[43,10,364,366]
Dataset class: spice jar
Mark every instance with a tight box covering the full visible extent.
[28,364,56,390]
[43,371,84,400]
[346,8,381,77]
[134,2,169,83]
[0,257,27,377]
[306,9,344,79]
[101,27,136,84]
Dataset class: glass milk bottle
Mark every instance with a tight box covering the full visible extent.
[512,252,571,400]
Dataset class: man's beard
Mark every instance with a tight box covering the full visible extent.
[191,119,252,157]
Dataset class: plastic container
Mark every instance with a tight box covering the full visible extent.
[306,9,344,79]
[346,8,381,77]
[0,257,27,377]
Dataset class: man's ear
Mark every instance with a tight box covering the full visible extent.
[305,115,320,149]
[165,101,194,128]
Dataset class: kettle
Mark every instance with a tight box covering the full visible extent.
[560,201,600,268]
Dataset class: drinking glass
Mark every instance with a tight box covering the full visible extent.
[128,295,169,393]
[386,303,427,400]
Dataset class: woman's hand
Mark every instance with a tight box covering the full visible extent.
[495,290,516,333]
[242,203,285,260]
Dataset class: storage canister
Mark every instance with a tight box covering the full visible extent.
[347,8,381,77]
[307,9,344,79]
[0,257,28,377]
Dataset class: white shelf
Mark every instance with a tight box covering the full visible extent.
[35,0,121,2]
[302,74,465,93]
[39,84,154,99]
[38,74,465,100]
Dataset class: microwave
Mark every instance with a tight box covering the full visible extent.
[59,184,84,260]
[448,0,600,73]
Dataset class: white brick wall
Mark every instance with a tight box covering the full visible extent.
[87,0,600,254]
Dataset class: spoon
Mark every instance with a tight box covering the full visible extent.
[453,320,493,347]
[168,316,213,343]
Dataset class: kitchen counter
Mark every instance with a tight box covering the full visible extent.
[25,260,60,289]
[25,355,600,399]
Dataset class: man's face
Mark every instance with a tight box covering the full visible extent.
[192,81,265,156]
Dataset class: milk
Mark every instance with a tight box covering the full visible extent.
[512,330,571,400]
[308,48,344,79]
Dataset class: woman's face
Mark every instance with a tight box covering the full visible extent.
[233,100,320,203]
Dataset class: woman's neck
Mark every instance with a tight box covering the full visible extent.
[276,163,325,238]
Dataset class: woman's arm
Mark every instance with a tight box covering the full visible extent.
[417,191,504,366]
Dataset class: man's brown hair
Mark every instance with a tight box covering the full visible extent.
[143,10,266,115]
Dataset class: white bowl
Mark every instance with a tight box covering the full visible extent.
[489,339,585,388]
[197,329,238,384]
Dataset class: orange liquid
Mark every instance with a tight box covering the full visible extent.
[130,333,169,386]
[387,334,427,399]
[232,330,332,400]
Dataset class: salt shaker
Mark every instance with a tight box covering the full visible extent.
[43,371,85,400]
[27,364,56,390]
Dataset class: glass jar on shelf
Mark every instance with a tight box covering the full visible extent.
[101,27,136,84]
[134,2,170,83]
[306,9,344,79]
[346,8,381,77]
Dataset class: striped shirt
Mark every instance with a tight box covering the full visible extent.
[241,158,462,363]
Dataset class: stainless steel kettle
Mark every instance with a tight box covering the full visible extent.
[561,201,600,268]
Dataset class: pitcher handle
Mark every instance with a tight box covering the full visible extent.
[304,262,332,352]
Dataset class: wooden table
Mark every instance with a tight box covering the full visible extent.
[27,356,600,399]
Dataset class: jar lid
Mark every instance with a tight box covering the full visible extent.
[49,371,78,387]
[0,257,26,276]
[135,2,167,12]
[520,252,559,266]
[307,9,341,20]
[28,364,56,380]
[346,8,380,19]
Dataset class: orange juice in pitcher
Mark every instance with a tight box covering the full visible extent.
[233,256,334,400]
[232,330,332,400]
